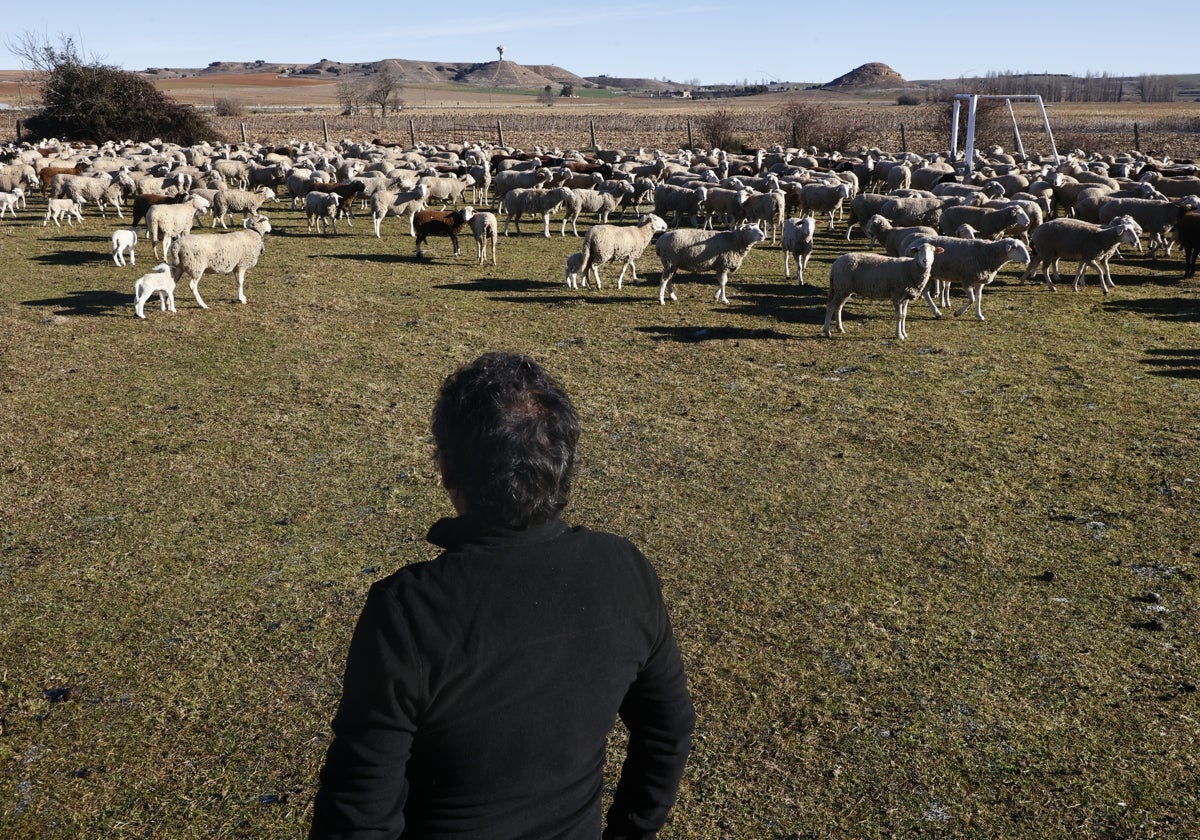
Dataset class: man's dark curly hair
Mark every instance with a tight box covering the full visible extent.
[432,352,580,527]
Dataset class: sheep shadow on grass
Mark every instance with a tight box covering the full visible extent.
[22,289,131,317]
[315,252,408,264]
[634,325,792,343]
[1104,296,1200,323]
[725,280,827,326]
[31,249,102,267]
[435,278,556,293]
[1140,348,1200,379]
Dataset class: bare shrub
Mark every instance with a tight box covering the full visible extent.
[214,97,246,117]
[775,100,868,154]
[696,107,740,150]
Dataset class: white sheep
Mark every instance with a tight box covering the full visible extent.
[655,223,766,305]
[862,214,938,256]
[562,188,623,236]
[418,174,476,207]
[43,198,85,227]
[469,211,498,266]
[798,181,852,231]
[781,216,816,285]
[844,192,895,240]
[501,187,572,238]
[698,185,748,230]
[937,204,1030,240]
[653,183,706,228]
[167,214,272,308]
[823,241,942,340]
[742,190,786,243]
[59,174,127,220]
[492,167,553,205]
[899,234,1031,320]
[578,213,669,290]
[0,188,25,218]
[1026,217,1143,294]
[564,251,586,289]
[305,191,342,234]
[1096,196,1198,258]
[133,263,175,319]
[111,228,138,266]
[212,187,276,229]
[146,195,209,260]
[371,183,430,238]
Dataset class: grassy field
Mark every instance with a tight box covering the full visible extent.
[2,180,1199,839]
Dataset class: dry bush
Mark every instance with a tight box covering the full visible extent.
[213,97,246,117]
[696,106,740,150]
[775,99,869,154]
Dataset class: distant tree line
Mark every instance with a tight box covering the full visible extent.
[928,70,1179,104]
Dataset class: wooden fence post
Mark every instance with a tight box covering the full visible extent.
[1134,122,1141,152]
[240,123,248,144]
[792,121,798,149]
[687,119,693,150]
[590,120,597,151]
[322,120,329,143]
[410,119,416,148]
[900,124,907,154]
[497,120,504,147]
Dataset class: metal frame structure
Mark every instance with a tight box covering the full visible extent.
[950,93,1060,179]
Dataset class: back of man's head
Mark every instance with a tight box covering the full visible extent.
[432,351,579,528]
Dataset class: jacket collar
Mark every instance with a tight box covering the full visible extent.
[427,512,570,551]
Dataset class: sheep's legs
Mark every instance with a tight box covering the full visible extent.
[657,273,677,305]
[894,300,909,340]
[953,285,985,320]
[187,271,209,309]
[715,271,730,305]
[823,296,849,337]
[235,268,248,304]
[922,288,944,319]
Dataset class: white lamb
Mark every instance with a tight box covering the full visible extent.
[0,188,25,218]
[112,229,139,266]
[578,213,669,290]
[564,251,586,289]
[655,223,767,305]
[823,241,942,340]
[781,216,817,285]
[44,198,85,227]
[133,263,175,319]
[167,214,272,308]
[469,211,498,266]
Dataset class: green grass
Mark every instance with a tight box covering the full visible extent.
[2,196,1199,839]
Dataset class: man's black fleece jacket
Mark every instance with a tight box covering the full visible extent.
[309,513,695,839]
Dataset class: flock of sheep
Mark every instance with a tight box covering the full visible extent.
[3,134,1200,336]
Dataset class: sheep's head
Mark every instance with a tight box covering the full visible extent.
[640,213,668,233]
[740,224,766,245]
[248,214,272,236]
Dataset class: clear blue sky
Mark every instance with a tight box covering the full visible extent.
[6,2,1196,86]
